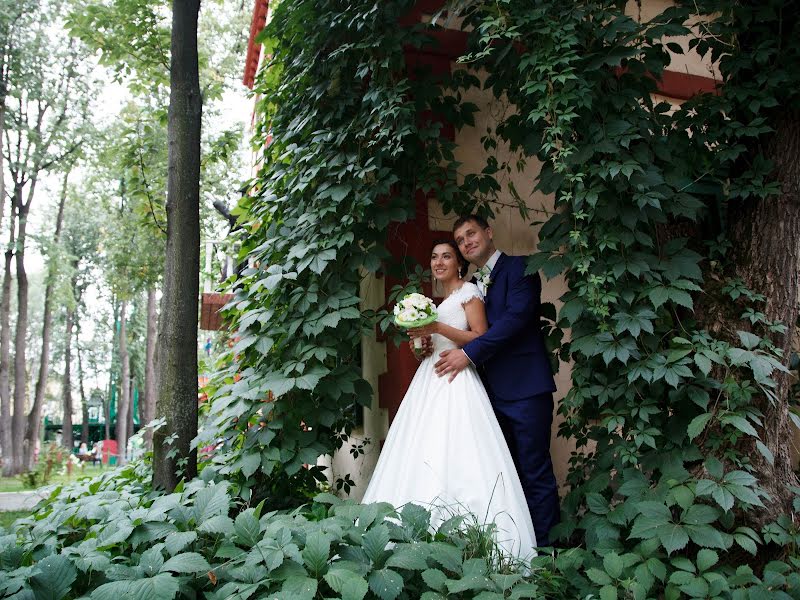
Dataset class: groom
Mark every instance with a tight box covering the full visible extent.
[435,214,560,547]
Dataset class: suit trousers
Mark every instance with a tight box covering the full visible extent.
[491,392,560,547]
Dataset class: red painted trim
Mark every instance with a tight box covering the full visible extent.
[243,0,269,89]
[657,70,719,100]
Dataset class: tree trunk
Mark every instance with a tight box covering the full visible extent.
[128,375,134,447]
[725,110,800,524]
[152,0,201,491]
[13,185,31,474]
[62,304,74,452]
[144,287,157,450]
[77,329,89,444]
[105,298,117,443]
[25,170,70,468]
[116,299,130,466]
[0,202,14,476]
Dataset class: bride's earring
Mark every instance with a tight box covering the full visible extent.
[458,267,463,279]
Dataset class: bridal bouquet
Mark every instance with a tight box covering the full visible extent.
[393,292,437,349]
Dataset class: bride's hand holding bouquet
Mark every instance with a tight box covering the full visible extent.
[393,292,437,356]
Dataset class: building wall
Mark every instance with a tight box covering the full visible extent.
[333,0,730,501]
[321,1,799,497]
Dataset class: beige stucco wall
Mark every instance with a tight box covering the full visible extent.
[326,271,387,501]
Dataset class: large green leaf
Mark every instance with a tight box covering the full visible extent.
[193,484,230,522]
[160,552,210,574]
[30,554,77,600]
[324,567,369,600]
[368,568,404,600]
[301,531,331,577]
[91,574,180,600]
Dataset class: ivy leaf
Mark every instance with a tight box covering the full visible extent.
[647,287,670,309]
[160,552,210,574]
[586,567,613,585]
[736,330,761,349]
[267,376,296,398]
[362,525,390,564]
[91,574,180,600]
[429,542,462,573]
[696,549,718,572]
[324,568,369,600]
[586,493,610,515]
[658,524,690,554]
[234,510,262,548]
[720,414,759,437]
[164,531,197,556]
[682,504,719,525]
[240,452,261,478]
[756,441,774,465]
[97,522,134,547]
[687,412,713,440]
[281,575,318,600]
[309,249,337,274]
[685,525,727,549]
[138,547,165,576]
[694,353,712,376]
[302,531,331,577]
[421,568,447,592]
[368,568,404,600]
[193,484,230,522]
[734,533,758,555]
[198,515,235,536]
[385,544,430,570]
[603,552,624,579]
[599,585,618,600]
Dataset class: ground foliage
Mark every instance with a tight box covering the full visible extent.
[0,463,565,599]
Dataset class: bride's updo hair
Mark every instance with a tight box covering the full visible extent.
[430,239,467,278]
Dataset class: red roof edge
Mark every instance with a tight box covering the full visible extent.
[243,0,269,89]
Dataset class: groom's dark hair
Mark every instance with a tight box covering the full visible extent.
[453,214,490,231]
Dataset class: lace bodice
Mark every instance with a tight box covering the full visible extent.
[431,282,484,354]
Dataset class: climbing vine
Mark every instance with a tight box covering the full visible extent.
[200,0,476,505]
[452,0,800,596]
[199,0,800,596]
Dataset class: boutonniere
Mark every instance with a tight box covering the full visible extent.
[478,267,492,289]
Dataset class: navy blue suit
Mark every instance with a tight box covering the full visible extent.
[463,253,560,546]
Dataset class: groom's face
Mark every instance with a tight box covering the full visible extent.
[454,220,494,266]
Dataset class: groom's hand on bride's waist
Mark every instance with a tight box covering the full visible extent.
[434,349,470,382]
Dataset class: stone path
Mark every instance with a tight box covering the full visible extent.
[0,490,49,512]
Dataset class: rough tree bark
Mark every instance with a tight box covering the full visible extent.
[144,287,157,450]
[0,203,14,476]
[61,302,74,451]
[726,110,800,522]
[13,183,33,474]
[25,169,70,467]
[152,0,201,491]
[0,20,8,473]
[116,299,130,465]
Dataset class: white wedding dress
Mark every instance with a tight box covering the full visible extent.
[362,282,537,558]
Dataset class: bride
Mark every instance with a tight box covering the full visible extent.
[362,239,537,559]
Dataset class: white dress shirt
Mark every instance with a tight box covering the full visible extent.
[476,249,502,294]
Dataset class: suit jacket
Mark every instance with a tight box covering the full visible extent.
[463,253,556,401]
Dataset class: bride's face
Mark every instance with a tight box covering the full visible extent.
[431,244,461,282]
